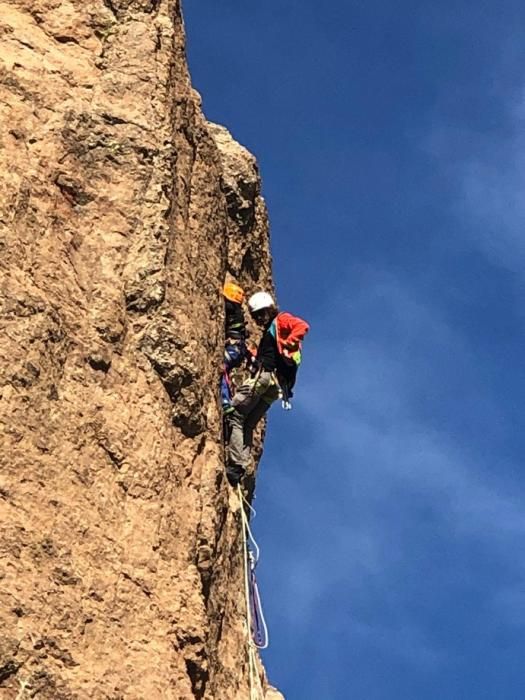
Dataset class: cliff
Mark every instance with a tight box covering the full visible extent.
[0,1,282,698]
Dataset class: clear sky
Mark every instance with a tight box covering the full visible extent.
[184,2,525,698]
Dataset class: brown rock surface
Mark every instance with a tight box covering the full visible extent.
[0,1,282,698]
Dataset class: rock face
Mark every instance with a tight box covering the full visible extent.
[0,1,279,698]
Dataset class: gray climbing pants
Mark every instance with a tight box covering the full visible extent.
[228,371,281,468]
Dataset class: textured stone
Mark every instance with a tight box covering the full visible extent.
[265,688,286,700]
[0,1,282,698]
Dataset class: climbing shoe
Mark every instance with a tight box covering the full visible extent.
[226,462,245,486]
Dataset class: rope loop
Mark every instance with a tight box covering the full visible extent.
[238,485,266,699]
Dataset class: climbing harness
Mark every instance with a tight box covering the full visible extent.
[237,485,270,699]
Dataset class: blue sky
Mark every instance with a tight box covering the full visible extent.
[184,2,525,698]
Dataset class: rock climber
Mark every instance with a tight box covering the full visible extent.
[221,281,249,415]
[226,291,309,486]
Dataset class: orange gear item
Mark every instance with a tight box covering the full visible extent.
[223,282,245,304]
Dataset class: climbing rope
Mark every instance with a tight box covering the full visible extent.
[240,494,260,564]
[238,488,269,648]
[249,557,269,650]
[237,485,266,700]
[241,491,257,520]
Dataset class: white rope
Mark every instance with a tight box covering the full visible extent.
[238,485,264,700]
[240,492,270,650]
[241,491,257,520]
[242,505,260,564]
[251,571,270,650]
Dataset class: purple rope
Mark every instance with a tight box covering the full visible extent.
[248,556,269,649]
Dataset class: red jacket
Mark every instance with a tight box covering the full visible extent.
[274,312,310,355]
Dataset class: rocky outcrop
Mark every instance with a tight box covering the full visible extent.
[0,1,280,698]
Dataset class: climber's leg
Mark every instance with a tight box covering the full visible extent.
[226,410,254,468]
[226,373,280,484]
[242,381,280,447]
[226,377,265,483]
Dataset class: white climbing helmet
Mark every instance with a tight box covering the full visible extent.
[248,291,275,314]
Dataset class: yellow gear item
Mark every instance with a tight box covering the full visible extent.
[223,281,245,304]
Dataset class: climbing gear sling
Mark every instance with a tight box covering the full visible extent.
[248,552,269,648]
